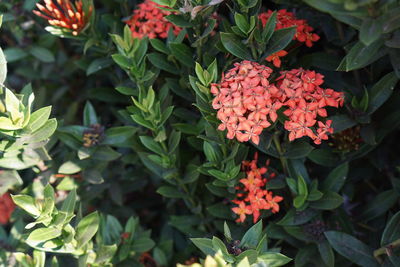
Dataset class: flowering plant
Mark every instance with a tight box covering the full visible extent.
[0,0,400,266]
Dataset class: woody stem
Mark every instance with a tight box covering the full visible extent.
[373,238,400,263]
[272,132,289,176]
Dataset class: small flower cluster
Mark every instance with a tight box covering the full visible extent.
[0,192,15,225]
[211,61,277,145]
[211,61,344,145]
[260,9,320,68]
[34,0,92,36]
[278,68,344,144]
[232,153,283,223]
[260,9,320,48]
[126,0,181,39]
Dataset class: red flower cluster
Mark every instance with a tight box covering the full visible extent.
[211,61,344,145]
[211,61,276,145]
[232,153,283,223]
[0,192,15,225]
[260,9,320,48]
[125,0,181,39]
[278,68,344,144]
[33,0,93,36]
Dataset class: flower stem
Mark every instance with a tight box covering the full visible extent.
[272,132,289,176]
[373,238,400,264]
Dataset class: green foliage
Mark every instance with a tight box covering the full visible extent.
[0,0,400,266]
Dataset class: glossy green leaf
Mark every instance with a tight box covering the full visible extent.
[263,27,296,58]
[325,231,379,267]
[220,33,252,60]
[75,211,100,248]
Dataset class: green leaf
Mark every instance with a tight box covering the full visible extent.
[212,237,232,261]
[224,222,232,241]
[132,237,155,252]
[382,7,400,33]
[359,190,397,222]
[381,210,400,246]
[263,27,296,58]
[0,47,7,84]
[86,58,113,75]
[26,106,52,133]
[277,208,317,226]
[283,141,314,159]
[147,53,179,74]
[61,189,76,216]
[329,114,357,133]
[0,170,22,195]
[262,11,276,43]
[164,14,194,27]
[191,238,216,256]
[340,40,384,71]
[359,18,382,46]
[27,227,61,244]
[21,118,57,143]
[169,43,194,68]
[234,13,250,34]
[111,54,131,69]
[241,220,262,249]
[139,136,164,155]
[11,194,40,217]
[308,149,340,167]
[257,252,292,267]
[309,192,343,210]
[367,72,398,114]
[75,211,100,248]
[294,175,308,209]
[83,101,98,126]
[58,161,81,174]
[4,47,28,62]
[322,163,349,192]
[33,250,46,267]
[29,46,55,63]
[220,33,252,60]
[317,241,334,267]
[156,186,186,198]
[150,38,170,54]
[325,231,379,267]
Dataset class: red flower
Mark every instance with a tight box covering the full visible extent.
[0,192,15,225]
[125,0,181,39]
[232,201,252,223]
[212,61,344,145]
[33,0,93,36]
[260,9,320,48]
[232,153,283,223]
[266,50,288,68]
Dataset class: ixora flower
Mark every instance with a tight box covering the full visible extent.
[260,9,320,48]
[232,153,283,223]
[211,61,276,145]
[211,61,344,145]
[266,50,288,68]
[33,0,93,36]
[0,192,16,225]
[125,0,181,39]
[277,68,344,144]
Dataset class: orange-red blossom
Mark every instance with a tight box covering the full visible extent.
[260,9,320,48]
[211,60,344,145]
[232,153,283,223]
[0,192,15,225]
[33,0,93,36]
[125,0,181,39]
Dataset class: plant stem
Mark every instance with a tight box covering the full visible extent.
[272,132,289,176]
[374,238,400,264]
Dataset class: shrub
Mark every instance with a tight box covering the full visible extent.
[0,0,399,266]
